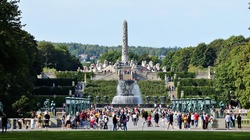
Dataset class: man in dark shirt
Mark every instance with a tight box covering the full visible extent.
[1,113,8,133]
[168,112,174,130]
[44,112,50,128]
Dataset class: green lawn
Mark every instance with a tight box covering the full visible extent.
[0,131,250,140]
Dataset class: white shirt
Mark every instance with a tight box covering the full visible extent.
[225,115,231,122]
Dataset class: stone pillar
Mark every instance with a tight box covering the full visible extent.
[122,20,128,63]
[84,74,87,84]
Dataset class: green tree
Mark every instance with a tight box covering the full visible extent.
[38,42,81,71]
[12,95,30,117]
[203,47,216,67]
[216,35,246,64]
[172,47,194,72]
[0,0,43,116]
[128,52,138,62]
[161,51,175,71]
[98,51,121,64]
[215,43,250,108]
[138,52,151,65]
[190,43,207,67]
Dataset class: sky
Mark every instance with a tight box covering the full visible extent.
[18,0,250,48]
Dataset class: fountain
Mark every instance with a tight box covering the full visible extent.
[112,80,143,104]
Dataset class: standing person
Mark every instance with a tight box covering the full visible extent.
[167,112,174,130]
[37,113,42,128]
[209,114,214,130]
[147,115,152,127]
[231,113,236,128]
[1,114,8,133]
[191,113,194,126]
[132,112,137,126]
[44,112,50,128]
[205,114,209,130]
[61,112,66,129]
[237,114,242,129]
[201,112,206,129]
[103,114,109,129]
[113,114,118,131]
[187,113,191,130]
[225,113,231,129]
[154,111,159,127]
[122,113,128,131]
[177,113,182,130]
[30,111,35,129]
[74,112,80,129]
[193,112,199,128]
[66,114,71,128]
[183,114,188,129]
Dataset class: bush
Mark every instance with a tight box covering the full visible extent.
[247,111,250,119]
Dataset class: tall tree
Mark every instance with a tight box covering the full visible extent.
[0,0,43,116]
[190,43,207,67]
[161,51,175,71]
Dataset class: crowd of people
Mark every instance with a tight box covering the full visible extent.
[0,105,244,132]
[58,105,243,131]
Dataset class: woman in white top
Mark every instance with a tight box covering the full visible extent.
[225,113,231,129]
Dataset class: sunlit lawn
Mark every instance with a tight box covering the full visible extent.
[0,131,250,140]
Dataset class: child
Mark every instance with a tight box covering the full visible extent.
[147,115,152,127]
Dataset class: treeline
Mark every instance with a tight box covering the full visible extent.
[160,35,250,108]
[53,43,180,59]
[161,35,249,72]
[37,41,82,71]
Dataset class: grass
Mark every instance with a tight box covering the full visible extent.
[0,131,250,140]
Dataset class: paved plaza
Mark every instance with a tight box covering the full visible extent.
[5,117,250,132]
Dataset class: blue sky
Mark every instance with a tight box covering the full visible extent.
[19,0,250,48]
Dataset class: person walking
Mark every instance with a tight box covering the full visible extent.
[132,112,137,126]
[209,114,214,130]
[113,114,118,131]
[44,112,50,128]
[177,113,182,130]
[187,113,191,130]
[237,114,242,129]
[61,112,66,129]
[1,113,8,133]
[154,111,159,127]
[121,113,128,131]
[37,113,42,128]
[225,113,231,129]
[30,111,35,129]
[193,112,199,128]
[167,112,174,130]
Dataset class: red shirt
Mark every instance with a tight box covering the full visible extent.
[194,113,199,121]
